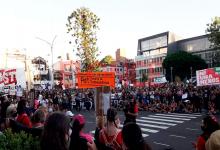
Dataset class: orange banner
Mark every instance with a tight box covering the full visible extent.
[76,72,115,88]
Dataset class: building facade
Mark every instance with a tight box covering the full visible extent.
[135,32,181,86]
[175,34,219,68]
[136,32,220,85]
[53,60,80,89]
[30,57,51,90]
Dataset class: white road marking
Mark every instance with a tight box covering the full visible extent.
[153,142,170,147]
[90,130,95,134]
[148,115,190,121]
[186,128,199,131]
[136,119,177,126]
[140,127,159,133]
[136,122,169,129]
[142,133,149,137]
[170,134,186,139]
[155,114,197,119]
[119,124,158,133]
[141,117,184,123]
[170,113,202,117]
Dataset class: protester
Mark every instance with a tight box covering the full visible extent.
[98,108,123,150]
[122,123,151,150]
[194,115,220,150]
[31,109,46,128]
[41,112,71,150]
[16,99,32,128]
[69,114,93,150]
[124,99,138,125]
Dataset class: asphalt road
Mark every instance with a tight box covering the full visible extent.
[72,110,216,150]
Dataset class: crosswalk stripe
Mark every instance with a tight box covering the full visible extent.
[141,117,184,123]
[119,124,158,133]
[136,122,169,129]
[140,127,159,133]
[155,114,197,119]
[170,113,202,117]
[148,115,191,121]
[142,133,149,137]
[90,130,95,134]
[136,119,176,126]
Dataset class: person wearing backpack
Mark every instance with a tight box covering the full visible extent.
[98,108,122,150]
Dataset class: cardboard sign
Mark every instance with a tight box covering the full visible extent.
[196,67,220,86]
[76,72,115,88]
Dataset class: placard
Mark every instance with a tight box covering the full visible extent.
[76,72,115,88]
[196,67,220,86]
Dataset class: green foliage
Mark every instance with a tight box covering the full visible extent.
[206,16,220,49]
[100,55,114,65]
[162,51,207,81]
[141,73,148,83]
[0,129,40,150]
[66,7,100,72]
[212,51,220,67]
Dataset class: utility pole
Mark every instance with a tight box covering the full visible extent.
[170,67,173,83]
[190,66,192,80]
[36,35,57,89]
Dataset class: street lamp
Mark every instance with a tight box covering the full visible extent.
[36,35,57,89]
[170,67,173,83]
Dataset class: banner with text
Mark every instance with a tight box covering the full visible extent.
[0,68,26,95]
[196,67,220,86]
[76,72,115,88]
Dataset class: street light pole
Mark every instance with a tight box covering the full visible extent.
[36,35,57,89]
[170,67,173,83]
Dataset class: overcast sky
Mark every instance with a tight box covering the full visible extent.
[0,0,219,63]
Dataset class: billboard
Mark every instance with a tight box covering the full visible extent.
[0,68,26,95]
[196,67,220,86]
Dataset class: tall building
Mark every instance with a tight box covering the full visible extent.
[136,32,220,85]
[116,48,126,63]
[174,34,219,68]
[135,32,181,86]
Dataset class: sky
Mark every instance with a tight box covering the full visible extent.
[0,0,219,64]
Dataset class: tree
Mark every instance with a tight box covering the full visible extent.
[206,17,220,67]
[141,73,148,83]
[162,51,207,81]
[206,17,220,49]
[100,55,113,65]
[212,51,220,67]
[66,7,100,72]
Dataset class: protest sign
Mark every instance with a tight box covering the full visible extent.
[196,67,220,86]
[76,72,115,88]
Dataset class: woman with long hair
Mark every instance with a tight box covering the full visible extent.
[69,114,93,150]
[98,108,122,150]
[16,99,32,128]
[122,123,151,150]
[41,112,70,150]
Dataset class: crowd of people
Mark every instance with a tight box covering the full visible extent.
[0,82,220,150]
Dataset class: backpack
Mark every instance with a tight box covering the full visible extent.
[100,129,122,150]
